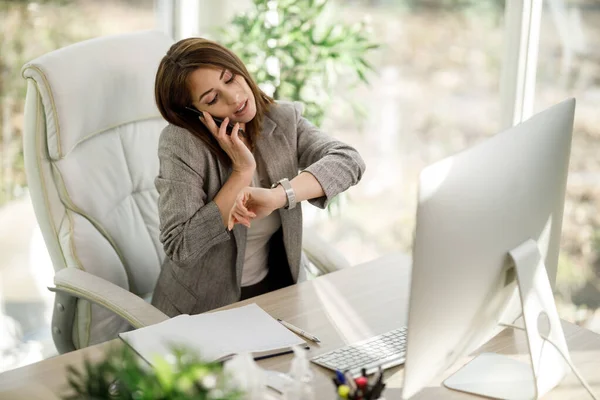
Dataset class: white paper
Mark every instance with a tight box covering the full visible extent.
[119,303,306,365]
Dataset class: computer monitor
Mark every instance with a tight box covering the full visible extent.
[402,98,576,400]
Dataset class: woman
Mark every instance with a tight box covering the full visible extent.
[151,37,365,317]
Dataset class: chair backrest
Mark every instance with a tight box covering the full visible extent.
[22,31,173,350]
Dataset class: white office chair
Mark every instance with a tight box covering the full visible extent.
[22,30,350,354]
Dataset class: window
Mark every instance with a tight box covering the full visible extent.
[0,0,157,372]
[536,0,600,332]
[304,0,505,265]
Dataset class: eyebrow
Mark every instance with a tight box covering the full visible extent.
[199,69,227,102]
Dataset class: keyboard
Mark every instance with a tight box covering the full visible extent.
[310,327,407,377]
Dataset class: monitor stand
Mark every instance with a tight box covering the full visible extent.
[443,239,570,400]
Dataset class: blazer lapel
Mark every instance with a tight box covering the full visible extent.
[214,156,248,284]
[231,116,282,285]
[254,115,296,185]
[254,114,302,281]
[231,113,302,285]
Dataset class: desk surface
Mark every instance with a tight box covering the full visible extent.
[1,253,599,399]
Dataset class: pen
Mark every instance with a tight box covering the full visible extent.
[367,368,385,400]
[337,384,350,399]
[335,370,346,384]
[277,318,321,343]
[355,376,368,391]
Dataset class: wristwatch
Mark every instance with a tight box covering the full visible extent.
[271,178,296,210]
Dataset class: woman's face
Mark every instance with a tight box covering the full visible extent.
[187,67,257,123]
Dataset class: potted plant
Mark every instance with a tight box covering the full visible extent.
[63,345,243,400]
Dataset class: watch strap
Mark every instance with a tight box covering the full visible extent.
[271,178,296,209]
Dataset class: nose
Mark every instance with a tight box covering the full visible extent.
[223,89,241,105]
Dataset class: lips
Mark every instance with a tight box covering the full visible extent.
[234,100,248,116]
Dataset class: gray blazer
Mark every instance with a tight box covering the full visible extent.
[151,101,365,317]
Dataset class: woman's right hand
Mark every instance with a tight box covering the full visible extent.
[201,112,256,174]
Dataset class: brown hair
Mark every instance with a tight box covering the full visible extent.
[155,38,274,165]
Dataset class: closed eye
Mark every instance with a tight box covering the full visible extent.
[207,71,235,106]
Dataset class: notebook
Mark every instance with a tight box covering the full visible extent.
[119,303,307,365]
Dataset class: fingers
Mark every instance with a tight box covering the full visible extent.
[230,122,241,142]
[239,195,257,219]
[218,117,230,138]
[229,215,249,230]
[228,213,247,230]
[233,197,255,225]
[202,113,241,149]
[201,112,231,142]
[236,194,249,215]
[233,209,251,228]
[200,111,219,136]
[228,215,241,231]
[228,191,256,230]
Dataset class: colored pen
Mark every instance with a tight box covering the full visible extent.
[335,370,346,384]
[368,368,385,400]
[338,384,351,399]
[355,376,368,390]
[277,319,321,343]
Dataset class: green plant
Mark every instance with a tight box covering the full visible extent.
[63,345,243,400]
[220,0,379,127]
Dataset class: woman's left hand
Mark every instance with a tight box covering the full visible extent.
[228,187,284,230]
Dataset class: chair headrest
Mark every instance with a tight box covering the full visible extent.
[22,30,173,160]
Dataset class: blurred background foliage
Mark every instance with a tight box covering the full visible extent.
[0,0,85,206]
[220,0,380,127]
[0,0,512,207]
[0,0,599,333]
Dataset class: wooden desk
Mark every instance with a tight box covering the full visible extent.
[1,253,599,399]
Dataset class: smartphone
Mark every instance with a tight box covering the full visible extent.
[185,106,243,135]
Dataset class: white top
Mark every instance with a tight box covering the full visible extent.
[241,156,282,287]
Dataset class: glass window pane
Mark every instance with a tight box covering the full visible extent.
[0,0,157,372]
[300,1,505,264]
[536,0,600,333]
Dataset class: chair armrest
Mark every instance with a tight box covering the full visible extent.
[302,226,351,274]
[51,268,169,329]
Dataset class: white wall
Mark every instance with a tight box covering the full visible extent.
[157,0,253,40]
